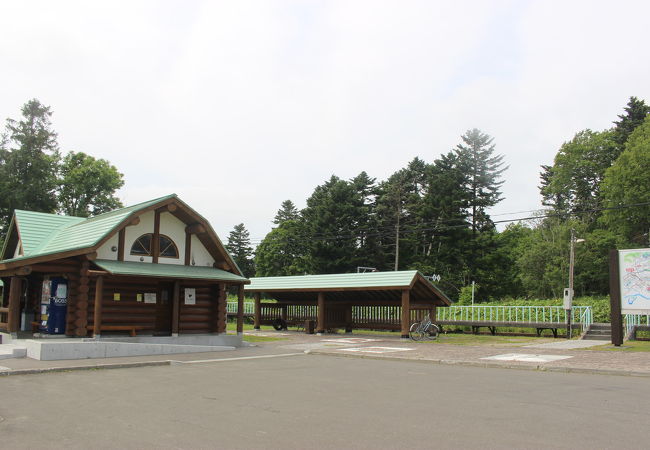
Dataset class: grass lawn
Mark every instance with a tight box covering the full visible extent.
[224,321,568,346]
[225,322,287,342]
[586,340,650,352]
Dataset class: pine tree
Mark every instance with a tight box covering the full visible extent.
[613,96,650,148]
[225,223,255,277]
[454,129,507,233]
[273,200,299,225]
[0,99,60,233]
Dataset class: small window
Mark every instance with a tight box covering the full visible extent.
[130,233,179,259]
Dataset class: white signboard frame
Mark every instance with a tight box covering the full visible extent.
[184,288,196,305]
[619,248,650,314]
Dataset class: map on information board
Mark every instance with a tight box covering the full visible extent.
[619,248,650,314]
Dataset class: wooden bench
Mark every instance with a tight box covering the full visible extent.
[86,325,148,337]
[436,320,582,338]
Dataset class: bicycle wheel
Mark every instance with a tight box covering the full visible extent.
[428,324,440,340]
[409,322,423,341]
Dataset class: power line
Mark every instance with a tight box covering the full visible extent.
[244,201,650,247]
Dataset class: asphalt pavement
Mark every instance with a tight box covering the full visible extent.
[1,353,649,449]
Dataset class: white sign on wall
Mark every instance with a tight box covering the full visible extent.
[144,293,157,304]
[619,248,650,314]
[184,288,196,305]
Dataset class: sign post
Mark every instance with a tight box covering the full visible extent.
[609,249,623,346]
[612,248,650,345]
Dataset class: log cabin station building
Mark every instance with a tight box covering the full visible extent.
[0,194,251,359]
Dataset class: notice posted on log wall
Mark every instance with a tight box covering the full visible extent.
[184,288,196,305]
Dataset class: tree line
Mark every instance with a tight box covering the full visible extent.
[0,99,124,239]
[227,97,650,302]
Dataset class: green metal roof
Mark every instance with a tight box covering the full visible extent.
[2,194,176,263]
[246,270,421,291]
[94,260,248,283]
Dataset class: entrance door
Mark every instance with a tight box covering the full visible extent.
[154,283,173,335]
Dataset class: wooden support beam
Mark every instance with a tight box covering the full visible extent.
[217,284,227,334]
[30,265,78,274]
[87,270,109,277]
[7,277,22,334]
[185,231,192,266]
[152,209,161,264]
[401,289,410,338]
[172,280,180,336]
[92,276,104,338]
[254,292,261,330]
[317,292,326,334]
[185,223,206,235]
[345,304,353,333]
[118,228,125,261]
[0,266,32,277]
[75,261,90,337]
[236,285,245,334]
[83,252,98,261]
[166,203,177,213]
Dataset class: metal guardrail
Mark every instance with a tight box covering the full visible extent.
[624,314,650,339]
[226,302,255,315]
[227,302,594,330]
[437,305,592,327]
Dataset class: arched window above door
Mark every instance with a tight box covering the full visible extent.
[130,233,179,258]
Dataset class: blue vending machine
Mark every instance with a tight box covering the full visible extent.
[40,277,68,334]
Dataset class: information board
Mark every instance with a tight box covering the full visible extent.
[619,248,650,314]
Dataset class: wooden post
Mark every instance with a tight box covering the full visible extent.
[117,229,125,261]
[75,261,90,336]
[92,276,104,338]
[430,305,437,323]
[317,292,326,334]
[184,232,192,265]
[7,277,22,335]
[345,304,353,333]
[216,284,227,334]
[152,209,161,263]
[254,292,261,330]
[236,284,244,334]
[172,280,180,336]
[401,289,410,338]
[609,249,623,346]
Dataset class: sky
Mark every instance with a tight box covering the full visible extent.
[1,0,649,244]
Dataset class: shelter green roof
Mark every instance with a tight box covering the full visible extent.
[94,260,248,283]
[247,270,417,291]
[2,194,176,263]
[245,270,450,305]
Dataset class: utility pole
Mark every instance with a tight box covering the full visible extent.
[394,212,400,271]
[567,229,576,339]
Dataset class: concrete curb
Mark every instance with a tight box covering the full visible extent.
[0,360,171,377]
[306,349,650,378]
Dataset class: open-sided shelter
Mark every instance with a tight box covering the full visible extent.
[245,271,451,337]
[0,194,250,338]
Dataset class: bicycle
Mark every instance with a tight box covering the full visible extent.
[409,314,440,341]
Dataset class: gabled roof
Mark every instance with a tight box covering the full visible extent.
[0,194,242,276]
[245,271,451,306]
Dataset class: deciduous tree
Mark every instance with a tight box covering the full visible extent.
[57,151,124,217]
